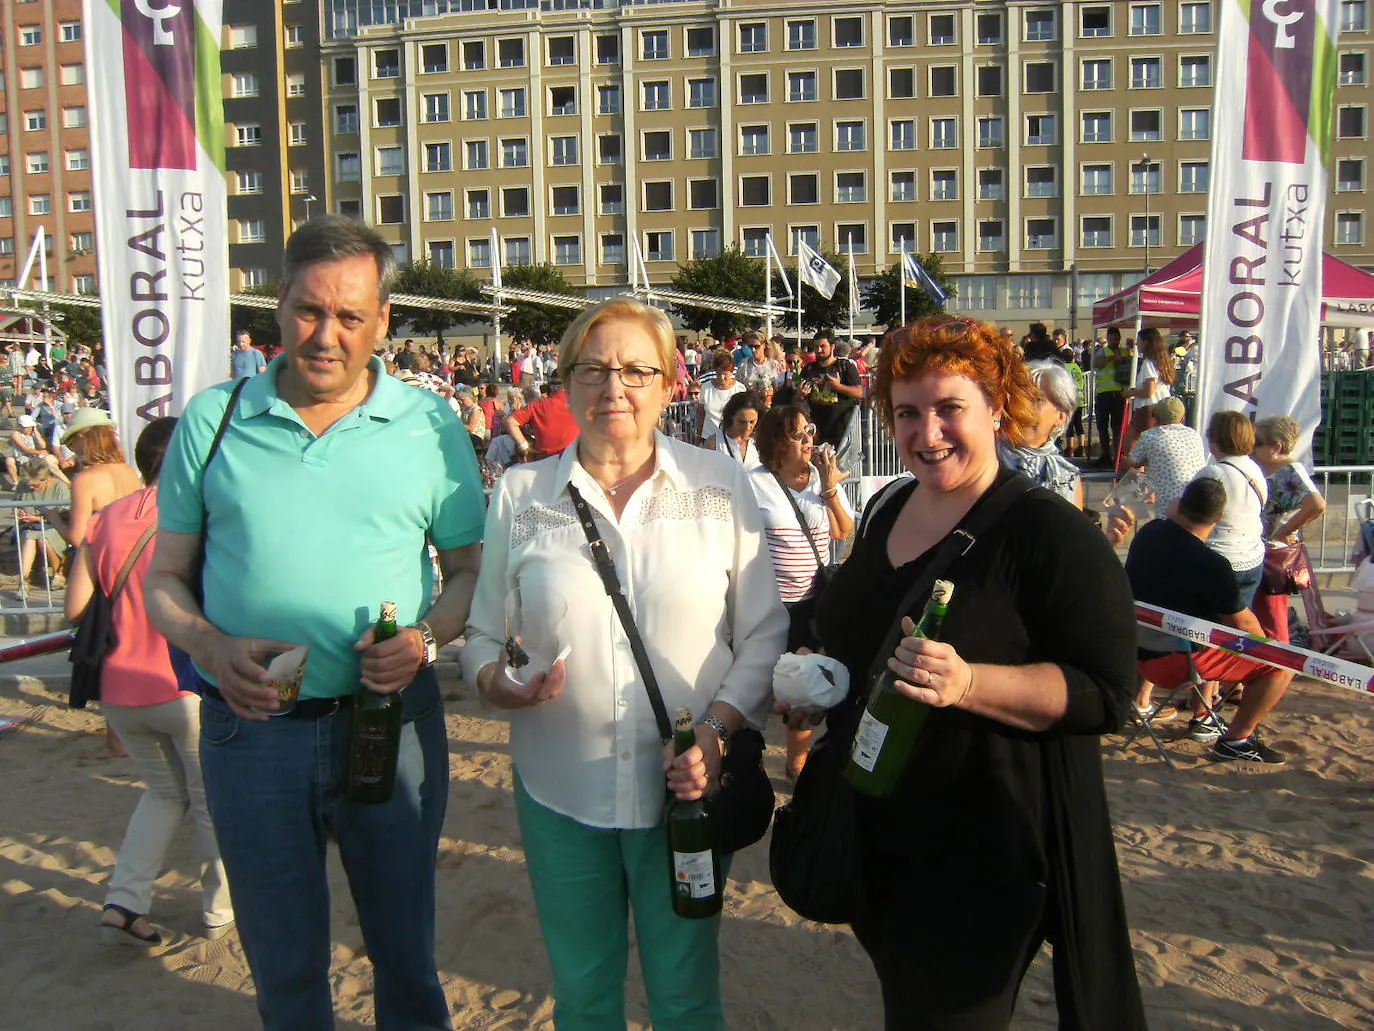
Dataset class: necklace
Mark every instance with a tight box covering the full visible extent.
[602,471,639,496]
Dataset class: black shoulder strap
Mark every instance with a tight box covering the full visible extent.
[566,483,674,742]
[772,471,827,572]
[188,378,248,604]
[857,476,914,539]
[205,378,249,473]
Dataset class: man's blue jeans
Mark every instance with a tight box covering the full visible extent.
[199,669,451,1031]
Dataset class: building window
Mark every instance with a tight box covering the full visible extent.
[598,134,624,163]
[502,188,531,218]
[1129,4,1162,35]
[230,72,258,97]
[1081,111,1112,143]
[645,231,675,262]
[891,223,917,254]
[931,118,957,149]
[428,242,455,269]
[374,48,399,78]
[1026,114,1057,146]
[235,123,262,146]
[288,122,306,145]
[932,221,958,252]
[834,69,865,100]
[1025,166,1057,197]
[838,171,868,203]
[1081,216,1112,248]
[498,38,525,68]
[505,238,532,265]
[929,13,956,44]
[59,22,82,43]
[1335,211,1365,245]
[688,179,719,209]
[978,220,1006,252]
[740,124,770,155]
[789,173,820,205]
[1024,8,1057,41]
[739,73,768,104]
[1131,214,1162,247]
[1180,2,1213,33]
[929,169,956,201]
[1024,62,1056,93]
[239,218,266,242]
[468,239,491,269]
[601,234,625,264]
[286,72,306,98]
[1131,159,1162,194]
[837,223,867,253]
[930,66,957,97]
[376,146,404,176]
[375,98,401,127]
[1180,55,1212,87]
[978,168,1005,200]
[426,192,454,221]
[1131,109,1163,142]
[71,231,93,252]
[284,25,305,48]
[1341,0,1367,32]
[976,65,1004,97]
[465,140,489,170]
[22,194,45,216]
[889,16,915,46]
[978,116,1005,149]
[740,176,770,206]
[1008,275,1051,308]
[689,128,718,159]
[890,119,917,150]
[1081,5,1111,36]
[690,229,721,259]
[463,41,485,70]
[741,228,769,257]
[1178,214,1206,246]
[549,85,577,116]
[598,84,622,115]
[788,71,817,103]
[548,36,575,66]
[66,149,89,171]
[289,169,309,194]
[63,107,87,128]
[551,136,578,166]
[689,78,717,108]
[1337,157,1365,191]
[1180,161,1210,193]
[1025,218,1057,249]
[642,29,669,60]
[500,88,527,118]
[1341,52,1368,84]
[600,184,625,214]
[836,120,866,151]
[26,152,48,174]
[334,57,357,85]
[1179,108,1211,140]
[68,191,92,213]
[424,94,450,123]
[834,17,864,47]
[336,153,360,182]
[424,142,452,172]
[739,22,767,53]
[1081,164,1113,195]
[596,34,619,65]
[787,19,817,50]
[890,67,916,99]
[789,122,818,153]
[501,138,529,168]
[977,11,1004,45]
[891,170,917,202]
[642,80,670,111]
[467,189,490,219]
[464,91,487,120]
[643,131,672,161]
[553,235,581,265]
[1338,105,1367,138]
[1081,58,1112,90]
[687,26,716,57]
[60,64,84,86]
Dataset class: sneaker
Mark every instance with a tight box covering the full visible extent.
[1187,713,1227,742]
[1212,732,1287,765]
[1132,702,1178,724]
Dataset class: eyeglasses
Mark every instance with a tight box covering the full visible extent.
[787,423,818,442]
[687,391,702,399]
[569,363,663,388]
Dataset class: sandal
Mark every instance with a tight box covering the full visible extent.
[99,903,163,948]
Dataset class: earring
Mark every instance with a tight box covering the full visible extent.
[993,418,1002,429]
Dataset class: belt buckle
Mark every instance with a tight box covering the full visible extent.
[322,696,344,717]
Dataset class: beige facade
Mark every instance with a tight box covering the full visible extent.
[315,0,1373,328]
[0,0,96,294]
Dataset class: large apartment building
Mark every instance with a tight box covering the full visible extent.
[300,0,1374,328]
[0,0,96,295]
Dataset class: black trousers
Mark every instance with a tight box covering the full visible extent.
[1095,392,1125,460]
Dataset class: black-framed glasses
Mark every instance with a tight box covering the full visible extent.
[787,423,818,442]
[569,362,663,388]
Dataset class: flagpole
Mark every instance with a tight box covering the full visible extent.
[490,226,503,380]
[796,245,804,345]
[899,245,907,327]
[765,240,774,341]
[846,243,856,343]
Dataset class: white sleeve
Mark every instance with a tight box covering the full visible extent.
[461,479,514,687]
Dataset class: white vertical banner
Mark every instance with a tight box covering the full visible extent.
[1197,0,1339,460]
[85,0,228,443]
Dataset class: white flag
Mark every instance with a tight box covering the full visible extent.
[798,241,841,300]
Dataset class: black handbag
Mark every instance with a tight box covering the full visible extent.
[566,483,775,854]
[68,523,157,709]
[769,473,1035,924]
[771,472,840,649]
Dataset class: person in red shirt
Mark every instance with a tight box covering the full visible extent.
[505,388,579,460]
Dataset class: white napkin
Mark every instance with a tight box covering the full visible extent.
[771,652,849,710]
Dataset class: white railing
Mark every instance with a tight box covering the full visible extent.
[0,498,73,615]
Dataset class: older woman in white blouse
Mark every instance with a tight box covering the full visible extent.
[462,298,787,1030]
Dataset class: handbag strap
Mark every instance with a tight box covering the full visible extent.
[108,523,157,605]
[205,377,250,476]
[1219,458,1265,507]
[771,471,828,574]
[566,483,674,743]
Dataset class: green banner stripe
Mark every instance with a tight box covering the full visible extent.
[1309,13,1338,164]
[194,6,226,173]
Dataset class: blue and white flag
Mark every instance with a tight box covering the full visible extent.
[798,241,841,299]
[902,253,948,304]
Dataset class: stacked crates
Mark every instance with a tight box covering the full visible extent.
[1316,371,1374,466]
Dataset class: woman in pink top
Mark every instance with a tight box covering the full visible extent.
[65,417,233,947]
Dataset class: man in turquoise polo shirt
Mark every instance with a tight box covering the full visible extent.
[148,218,483,1031]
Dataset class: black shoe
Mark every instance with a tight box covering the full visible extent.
[1212,732,1286,765]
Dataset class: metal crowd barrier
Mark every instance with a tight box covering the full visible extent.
[0,498,73,616]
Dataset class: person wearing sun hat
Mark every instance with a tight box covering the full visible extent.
[1127,395,1207,520]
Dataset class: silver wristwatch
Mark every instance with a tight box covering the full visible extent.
[702,713,730,753]
[409,621,438,666]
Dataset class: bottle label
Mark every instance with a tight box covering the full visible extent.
[672,849,717,899]
[851,710,889,773]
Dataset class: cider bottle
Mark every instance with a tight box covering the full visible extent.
[845,580,955,797]
[346,601,405,804]
[666,708,723,919]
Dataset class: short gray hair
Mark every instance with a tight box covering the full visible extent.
[281,216,399,301]
[1025,359,1077,416]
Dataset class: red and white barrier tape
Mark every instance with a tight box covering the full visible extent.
[1135,603,1374,696]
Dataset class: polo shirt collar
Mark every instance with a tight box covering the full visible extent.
[551,430,687,504]
[237,355,405,421]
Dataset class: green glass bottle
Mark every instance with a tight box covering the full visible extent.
[845,579,955,798]
[666,707,723,919]
[346,601,405,804]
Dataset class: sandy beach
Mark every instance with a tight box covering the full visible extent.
[1,668,1371,1031]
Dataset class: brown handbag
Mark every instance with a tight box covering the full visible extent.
[1262,542,1311,595]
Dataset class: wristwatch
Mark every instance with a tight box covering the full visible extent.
[701,713,730,754]
[409,621,438,666]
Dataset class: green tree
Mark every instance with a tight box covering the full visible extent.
[772,245,854,334]
[862,254,957,329]
[501,263,582,348]
[668,246,766,340]
[392,261,482,345]
[48,303,103,349]
[230,283,282,347]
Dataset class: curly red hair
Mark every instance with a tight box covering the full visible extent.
[874,317,1039,448]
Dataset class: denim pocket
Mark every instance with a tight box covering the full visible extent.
[401,667,442,725]
[200,700,240,746]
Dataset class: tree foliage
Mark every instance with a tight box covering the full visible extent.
[230,284,282,347]
[668,246,767,340]
[500,263,581,348]
[771,245,855,335]
[862,254,957,329]
[48,303,103,348]
[392,261,482,344]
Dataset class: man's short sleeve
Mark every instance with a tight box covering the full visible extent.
[156,386,228,534]
[840,359,862,387]
[427,405,487,550]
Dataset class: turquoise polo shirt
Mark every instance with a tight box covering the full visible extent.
[158,356,485,699]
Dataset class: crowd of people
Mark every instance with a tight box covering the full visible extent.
[58,216,1337,1031]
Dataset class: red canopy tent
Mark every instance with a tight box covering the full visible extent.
[1092,243,1374,329]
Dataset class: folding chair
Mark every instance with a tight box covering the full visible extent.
[1119,639,1231,769]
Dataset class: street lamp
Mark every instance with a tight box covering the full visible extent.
[304,194,317,222]
[1141,153,1152,274]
